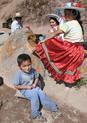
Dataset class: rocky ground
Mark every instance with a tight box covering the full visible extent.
[0,0,87,123]
[0,24,87,123]
[0,84,87,123]
[0,84,32,123]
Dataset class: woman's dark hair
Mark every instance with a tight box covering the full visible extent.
[71,9,84,34]
[49,17,59,25]
[17,53,31,66]
[64,9,84,34]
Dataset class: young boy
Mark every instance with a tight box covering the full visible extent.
[13,53,60,122]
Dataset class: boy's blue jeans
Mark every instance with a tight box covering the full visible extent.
[23,87,58,118]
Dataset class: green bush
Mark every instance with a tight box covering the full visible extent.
[75,78,87,88]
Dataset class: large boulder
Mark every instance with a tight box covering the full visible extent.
[0,84,32,123]
[0,28,32,63]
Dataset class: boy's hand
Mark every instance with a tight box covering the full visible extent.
[27,85,33,89]
[15,85,33,90]
[32,83,37,88]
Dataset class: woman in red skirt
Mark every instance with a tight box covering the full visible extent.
[36,2,86,87]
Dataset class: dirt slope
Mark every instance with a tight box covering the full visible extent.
[0,0,68,24]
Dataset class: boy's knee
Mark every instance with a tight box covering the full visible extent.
[31,91,38,99]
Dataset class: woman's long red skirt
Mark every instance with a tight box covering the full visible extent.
[36,38,85,83]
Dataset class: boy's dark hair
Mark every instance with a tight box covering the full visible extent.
[17,53,31,66]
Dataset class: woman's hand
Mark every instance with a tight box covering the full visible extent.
[40,39,46,43]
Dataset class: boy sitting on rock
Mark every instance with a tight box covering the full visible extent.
[13,53,61,122]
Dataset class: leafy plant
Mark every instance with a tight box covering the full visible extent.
[75,78,87,88]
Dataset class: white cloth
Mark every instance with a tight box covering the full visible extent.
[11,20,22,33]
[58,17,64,25]
[59,20,84,43]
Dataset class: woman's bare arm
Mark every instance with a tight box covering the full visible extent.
[41,28,64,42]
